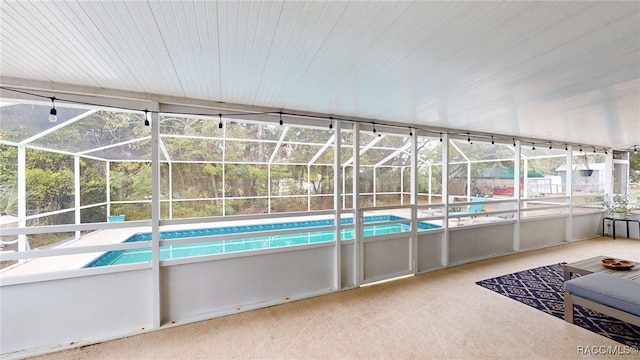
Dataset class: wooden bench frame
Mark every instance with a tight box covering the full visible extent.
[564,291,640,327]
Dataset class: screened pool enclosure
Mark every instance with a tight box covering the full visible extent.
[0,99,630,356]
[0,102,617,224]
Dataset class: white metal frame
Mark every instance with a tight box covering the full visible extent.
[0,91,623,358]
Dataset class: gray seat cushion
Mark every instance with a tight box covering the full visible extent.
[564,272,640,316]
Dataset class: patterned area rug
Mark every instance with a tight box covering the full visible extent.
[476,263,640,347]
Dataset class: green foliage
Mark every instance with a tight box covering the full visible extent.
[225,164,268,197]
[310,195,333,211]
[111,203,151,221]
[12,108,615,225]
[527,156,565,176]
[605,194,629,214]
[309,165,333,194]
[171,163,222,199]
[23,150,75,223]
[0,145,17,185]
[225,198,269,215]
[80,160,107,212]
[271,197,307,212]
[631,151,640,183]
[172,200,220,219]
[376,167,402,193]
[0,185,18,215]
[26,167,74,208]
[110,162,152,201]
[0,145,18,215]
[81,206,107,223]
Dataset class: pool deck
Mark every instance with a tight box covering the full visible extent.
[0,226,151,277]
[0,210,456,278]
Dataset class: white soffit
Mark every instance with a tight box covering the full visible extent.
[0,1,638,149]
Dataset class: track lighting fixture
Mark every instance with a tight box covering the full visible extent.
[279,112,283,126]
[635,146,637,153]
[513,138,516,147]
[565,144,568,151]
[144,109,150,127]
[532,143,535,151]
[372,122,377,134]
[605,149,608,155]
[48,97,57,123]
[549,142,552,150]
[218,113,223,129]
[439,132,443,142]
[579,145,583,152]
[409,127,413,136]
[491,136,494,145]
[593,147,596,153]
[329,116,333,130]
[467,133,470,143]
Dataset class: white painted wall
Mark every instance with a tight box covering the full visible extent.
[448,223,515,265]
[573,212,607,240]
[520,217,567,250]
[161,245,335,322]
[417,231,444,273]
[1,269,152,356]
[362,235,412,284]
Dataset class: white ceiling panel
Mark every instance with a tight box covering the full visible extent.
[0,1,638,149]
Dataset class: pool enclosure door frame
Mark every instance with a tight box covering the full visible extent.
[358,206,415,285]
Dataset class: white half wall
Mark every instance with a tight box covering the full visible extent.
[362,235,411,284]
[1,269,152,356]
[160,245,335,323]
[448,223,515,265]
[572,212,605,240]
[417,231,444,272]
[520,217,567,250]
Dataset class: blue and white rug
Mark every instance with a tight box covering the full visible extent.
[476,263,640,347]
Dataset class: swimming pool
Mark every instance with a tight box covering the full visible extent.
[85,215,440,267]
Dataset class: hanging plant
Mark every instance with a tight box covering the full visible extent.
[577,153,594,177]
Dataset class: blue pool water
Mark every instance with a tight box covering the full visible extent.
[85,215,439,267]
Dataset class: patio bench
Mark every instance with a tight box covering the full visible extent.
[563,272,640,327]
